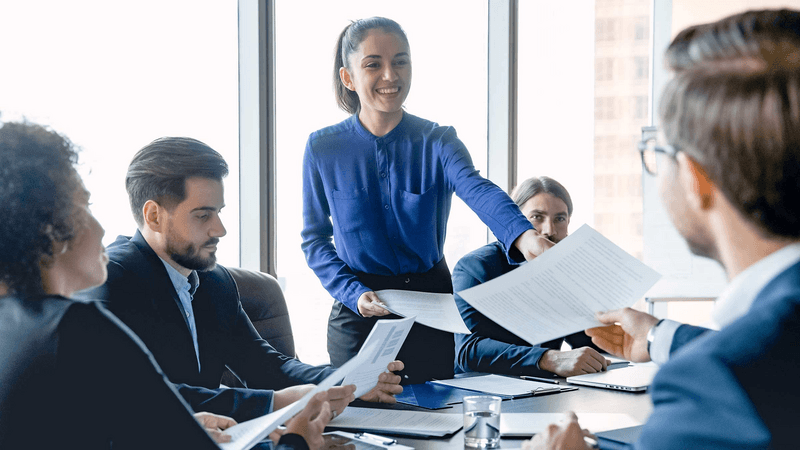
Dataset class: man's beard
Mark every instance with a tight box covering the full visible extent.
[166,236,220,272]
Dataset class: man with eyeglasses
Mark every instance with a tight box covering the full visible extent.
[524,9,800,450]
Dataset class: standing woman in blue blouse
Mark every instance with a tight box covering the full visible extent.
[301,17,551,382]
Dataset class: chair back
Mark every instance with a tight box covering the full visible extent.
[221,267,295,387]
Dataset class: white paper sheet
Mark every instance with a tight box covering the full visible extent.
[500,412,641,436]
[374,289,471,334]
[324,431,414,450]
[457,225,661,346]
[342,316,414,397]
[219,351,368,450]
[328,407,463,437]
[430,374,561,397]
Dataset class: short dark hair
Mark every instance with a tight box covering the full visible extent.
[333,17,409,114]
[660,9,800,238]
[510,176,573,216]
[126,137,229,226]
[0,121,81,295]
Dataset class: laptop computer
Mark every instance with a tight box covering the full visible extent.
[566,364,658,392]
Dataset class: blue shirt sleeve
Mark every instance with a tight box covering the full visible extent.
[301,138,371,314]
[435,126,533,257]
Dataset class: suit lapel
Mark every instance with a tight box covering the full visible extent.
[129,231,200,372]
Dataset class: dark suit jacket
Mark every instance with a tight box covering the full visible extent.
[0,295,220,450]
[79,231,333,421]
[629,260,800,449]
[453,241,598,376]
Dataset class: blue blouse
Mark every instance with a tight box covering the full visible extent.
[301,112,533,313]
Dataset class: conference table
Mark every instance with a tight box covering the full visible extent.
[351,377,653,450]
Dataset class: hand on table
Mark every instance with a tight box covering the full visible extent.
[522,412,594,450]
[359,360,404,403]
[357,291,390,317]
[585,307,659,363]
[193,411,237,444]
[538,347,609,377]
[514,229,555,261]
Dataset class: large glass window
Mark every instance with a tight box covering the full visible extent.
[275,1,488,365]
[518,0,651,260]
[0,1,240,266]
[645,0,800,325]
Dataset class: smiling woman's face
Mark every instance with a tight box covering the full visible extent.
[340,29,412,126]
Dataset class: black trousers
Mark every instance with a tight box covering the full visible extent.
[327,258,455,384]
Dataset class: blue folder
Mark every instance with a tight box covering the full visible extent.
[395,382,479,409]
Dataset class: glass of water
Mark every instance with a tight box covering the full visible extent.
[463,395,502,448]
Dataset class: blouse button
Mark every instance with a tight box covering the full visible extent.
[381,172,387,178]
[384,205,390,210]
[404,278,411,284]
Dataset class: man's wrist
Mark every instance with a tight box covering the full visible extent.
[646,319,665,357]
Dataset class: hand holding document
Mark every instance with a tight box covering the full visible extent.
[457,225,661,346]
[374,289,471,334]
[219,349,369,450]
[342,316,414,397]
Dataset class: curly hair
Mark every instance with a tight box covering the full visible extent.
[0,121,80,295]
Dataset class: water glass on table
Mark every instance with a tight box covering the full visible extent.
[463,395,501,448]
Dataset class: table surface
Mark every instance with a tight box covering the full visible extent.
[362,379,653,450]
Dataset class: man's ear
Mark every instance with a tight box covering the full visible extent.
[142,200,164,232]
[339,66,355,91]
[677,152,715,211]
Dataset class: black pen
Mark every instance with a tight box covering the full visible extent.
[521,375,560,384]
[354,432,397,446]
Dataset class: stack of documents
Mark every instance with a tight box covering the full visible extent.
[430,374,574,398]
[328,407,463,437]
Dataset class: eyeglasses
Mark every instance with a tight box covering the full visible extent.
[637,137,680,176]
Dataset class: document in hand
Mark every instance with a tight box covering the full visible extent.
[218,352,369,450]
[342,316,415,397]
[374,289,471,334]
[457,224,661,346]
[328,407,463,437]
[430,374,567,398]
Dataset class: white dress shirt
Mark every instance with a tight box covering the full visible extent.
[650,243,800,365]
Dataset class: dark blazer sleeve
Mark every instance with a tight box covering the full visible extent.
[78,260,276,423]
[670,324,713,355]
[276,433,310,450]
[453,253,550,376]
[60,303,220,450]
[220,294,335,390]
[173,383,274,423]
[633,320,781,449]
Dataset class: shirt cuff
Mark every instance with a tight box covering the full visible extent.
[267,395,274,414]
[649,319,682,366]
